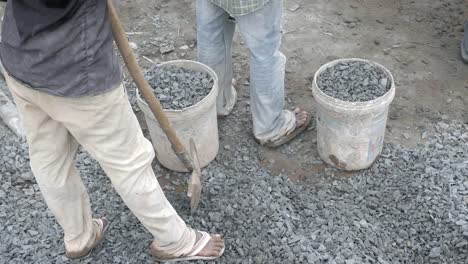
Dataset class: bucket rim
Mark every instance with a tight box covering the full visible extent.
[136,60,219,114]
[312,58,395,109]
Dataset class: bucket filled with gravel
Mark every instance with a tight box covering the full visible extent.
[312,58,395,170]
[137,60,219,172]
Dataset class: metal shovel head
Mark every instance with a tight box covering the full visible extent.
[187,138,202,213]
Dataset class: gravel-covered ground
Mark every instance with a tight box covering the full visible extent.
[1,117,467,263]
[1,0,467,263]
[316,61,392,102]
[145,65,213,110]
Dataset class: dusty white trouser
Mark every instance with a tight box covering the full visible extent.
[197,0,296,142]
[5,73,195,256]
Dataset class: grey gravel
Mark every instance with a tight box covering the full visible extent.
[317,61,392,102]
[429,247,441,258]
[145,65,213,110]
[1,116,467,263]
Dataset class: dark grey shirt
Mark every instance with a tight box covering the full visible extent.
[0,0,121,97]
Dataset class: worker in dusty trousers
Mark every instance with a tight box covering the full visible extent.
[197,0,311,147]
[0,0,224,262]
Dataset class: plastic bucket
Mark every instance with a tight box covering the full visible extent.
[137,60,219,172]
[311,58,395,171]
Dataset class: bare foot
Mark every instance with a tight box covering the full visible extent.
[194,231,224,257]
[293,108,308,127]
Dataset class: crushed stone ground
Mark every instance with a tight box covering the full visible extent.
[1,0,467,261]
[0,120,467,263]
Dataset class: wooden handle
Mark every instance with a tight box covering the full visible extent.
[107,0,193,170]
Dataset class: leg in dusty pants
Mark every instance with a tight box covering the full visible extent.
[8,80,96,253]
[62,86,196,255]
[197,0,236,116]
[6,73,196,257]
[235,0,296,142]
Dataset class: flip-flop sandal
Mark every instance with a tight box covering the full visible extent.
[65,217,109,259]
[153,231,225,263]
[260,111,312,148]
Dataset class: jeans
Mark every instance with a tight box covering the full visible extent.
[197,0,295,142]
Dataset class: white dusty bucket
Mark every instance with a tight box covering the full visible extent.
[137,60,219,172]
[312,58,395,171]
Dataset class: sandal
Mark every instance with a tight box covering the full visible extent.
[259,109,311,148]
[152,231,225,263]
[65,217,109,259]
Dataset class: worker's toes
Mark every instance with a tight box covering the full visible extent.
[293,108,308,127]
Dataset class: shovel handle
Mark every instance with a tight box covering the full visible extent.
[107,0,193,171]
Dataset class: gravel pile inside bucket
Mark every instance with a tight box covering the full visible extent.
[145,65,213,110]
[1,119,467,263]
[317,61,392,102]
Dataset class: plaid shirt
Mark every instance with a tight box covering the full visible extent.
[211,0,271,16]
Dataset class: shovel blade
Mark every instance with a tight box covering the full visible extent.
[187,139,202,213]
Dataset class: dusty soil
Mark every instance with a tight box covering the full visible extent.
[116,0,467,181]
[0,1,465,180]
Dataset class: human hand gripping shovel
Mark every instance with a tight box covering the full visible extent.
[107,0,202,212]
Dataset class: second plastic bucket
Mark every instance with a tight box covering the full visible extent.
[137,60,219,172]
[312,58,395,171]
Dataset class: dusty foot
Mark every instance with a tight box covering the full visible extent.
[65,217,109,259]
[151,231,224,260]
[194,231,224,258]
[258,107,311,147]
[218,79,238,117]
[232,78,237,88]
[294,108,308,128]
